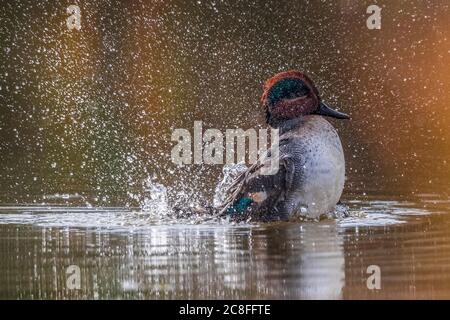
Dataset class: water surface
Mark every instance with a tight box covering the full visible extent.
[1,191,450,300]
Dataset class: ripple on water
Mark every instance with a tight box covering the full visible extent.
[338,198,432,228]
[0,206,255,233]
[0,195,436,232]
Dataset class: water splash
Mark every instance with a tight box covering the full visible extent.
[327,203,351,219]
[141,177,169,215]
[213,162,248,207]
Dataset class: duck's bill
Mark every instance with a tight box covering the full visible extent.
[317,102,350,119]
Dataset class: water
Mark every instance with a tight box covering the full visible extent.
[1,189,450,300]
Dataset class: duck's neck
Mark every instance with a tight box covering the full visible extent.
[270,117,303,135]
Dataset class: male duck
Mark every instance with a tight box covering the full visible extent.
[219,70,350,221]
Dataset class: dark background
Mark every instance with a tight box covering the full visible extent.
[1,0,449,206]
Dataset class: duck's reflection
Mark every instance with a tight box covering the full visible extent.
[0,221,346,299]
[296,224,345,299]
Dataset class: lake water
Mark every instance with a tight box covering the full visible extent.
[1,188,450,300]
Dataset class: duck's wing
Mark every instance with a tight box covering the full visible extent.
[218,136,299,217]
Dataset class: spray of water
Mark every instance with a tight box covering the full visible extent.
[141,177,169,215]
[137,162,355,223]
[213,162,248,208]
[135,163,249,224]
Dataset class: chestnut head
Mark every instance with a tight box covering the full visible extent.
[261,70,349,127]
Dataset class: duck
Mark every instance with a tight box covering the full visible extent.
[218,70,350,221]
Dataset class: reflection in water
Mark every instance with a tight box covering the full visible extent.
[0,216,343,299]
[2,193,450,299]
[299,224,344,299]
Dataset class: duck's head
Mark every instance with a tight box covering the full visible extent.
[261,70,349,127]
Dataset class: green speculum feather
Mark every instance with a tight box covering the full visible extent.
[226,197,254,216]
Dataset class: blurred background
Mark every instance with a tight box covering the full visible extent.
[1,0,449,207]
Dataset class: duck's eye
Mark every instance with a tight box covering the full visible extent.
[268,78,310,105]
